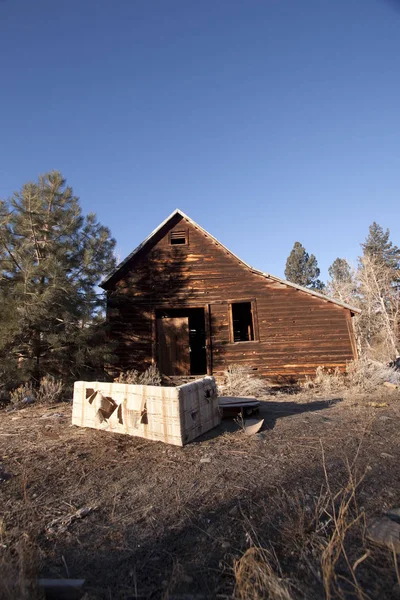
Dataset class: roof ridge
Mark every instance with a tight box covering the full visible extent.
[100,210,361,313]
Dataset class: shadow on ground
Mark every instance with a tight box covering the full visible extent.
[40,441,394,600]
[260,397,343,429]
[198,397,343,440]
[3,398,399,599]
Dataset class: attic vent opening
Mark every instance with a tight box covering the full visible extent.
[170,231,188,245]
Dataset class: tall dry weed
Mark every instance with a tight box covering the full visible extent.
[9,382,35,406]
[302,357,400,398]
[221,364,267,398]
[234,546,293,600]
[345,357,400,394]
[319,445,368,600]
[36,375,63,404]
[235,441,376,600]
[114,364,162,386]
[138,364,162,386]
[0,535,43,600]
[314,366,344,395]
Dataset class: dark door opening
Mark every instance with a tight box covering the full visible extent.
[156,308,207,376]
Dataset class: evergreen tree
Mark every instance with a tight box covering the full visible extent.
[0,171,116,384]
[361,222,400,269]
[328,258,352,283]
[284,241,324,290]
[326,258,356,304]
[356,223,400,359]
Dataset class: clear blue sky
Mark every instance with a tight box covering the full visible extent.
[1,0,399,281]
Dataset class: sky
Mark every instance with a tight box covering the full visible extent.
[1,0,399,281]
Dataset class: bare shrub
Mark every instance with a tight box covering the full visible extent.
[114,369,139,384]
[234,546,293,600]
[314,366,344,395]
[10,383,35,406]
[0,535,43,600]
[355,255,400,362]
[221,364,267,398]
[114,365,162,386]
[36,375,63,404]
[301,357,400,398]
[138,364,162,386]
[327,254,400,363]
[345,357,400,394]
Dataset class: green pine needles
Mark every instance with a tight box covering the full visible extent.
[284,241,324,290]
[0,171,116,388]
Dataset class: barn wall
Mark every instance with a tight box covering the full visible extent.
[106,214,356,381]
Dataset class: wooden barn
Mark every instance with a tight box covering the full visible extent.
[101,209,360,383]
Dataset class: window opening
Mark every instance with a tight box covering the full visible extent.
[231,302,254,342]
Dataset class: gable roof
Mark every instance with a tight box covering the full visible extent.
[101,209,361,314]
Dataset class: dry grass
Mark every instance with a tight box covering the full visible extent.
[1,386,399,598]
[345,357,400,394]
[234,434,393,600]
[0,482,43,600]
[308,366,344,396]
[0,459,42,599]
[138,364,162,386]
[9,382,35,406]
[234,547,293,600]
[9,376,64,408]
[114,364,162,386]
[36,375,63,404]
[301,357,400,399]
[220,364,267,398]
[114,368,140,384]
[0,536,43,600]
[319,445,368,600]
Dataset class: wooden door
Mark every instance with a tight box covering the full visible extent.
[157,317,190,375]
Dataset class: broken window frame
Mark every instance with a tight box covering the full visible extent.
[228,299,259,343]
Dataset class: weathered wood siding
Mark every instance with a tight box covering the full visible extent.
[105,214,356,381]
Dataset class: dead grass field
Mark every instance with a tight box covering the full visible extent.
[0,389,399,599]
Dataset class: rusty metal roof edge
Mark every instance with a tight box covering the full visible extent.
[100,209,361,314]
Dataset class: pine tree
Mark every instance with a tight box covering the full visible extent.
[0,171,116,385]
[355,223,400,359]
[328,258,352,283]
[0,288,22,392]
[326,258,356,304]
[361,222,400,269]
[284,242,324,290]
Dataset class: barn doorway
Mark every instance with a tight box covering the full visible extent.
[156,308,207,376]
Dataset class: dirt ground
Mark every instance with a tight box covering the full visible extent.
[1,388,400,599]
